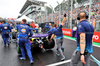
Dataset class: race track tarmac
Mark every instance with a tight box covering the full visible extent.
[0,35,99,66]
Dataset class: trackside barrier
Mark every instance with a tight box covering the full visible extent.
[90,55,100,66]
[62,28,100,43]
[62,29,72,37]
[93,32,100,43]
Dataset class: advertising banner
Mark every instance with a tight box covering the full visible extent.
[62,28,72,37]
[62,28,100,43]
[93,32,100,43]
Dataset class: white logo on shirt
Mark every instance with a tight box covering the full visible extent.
[21,29,26,33]
[78,25,81,28]
[4,26,7,29]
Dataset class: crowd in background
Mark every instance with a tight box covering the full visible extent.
[36,2,100,31]
[1,2,100,31]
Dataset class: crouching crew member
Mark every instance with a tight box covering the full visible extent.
[50,14,66,61]
[70,11,94,66]
[0,20,11,47]
[16,19,33,64]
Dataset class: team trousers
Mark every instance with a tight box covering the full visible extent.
[70,50,90,66]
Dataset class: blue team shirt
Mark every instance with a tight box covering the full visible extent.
[0,23,11,34]
[16,24,33,38]
[47,27,55,35]
[53,25,63,39]
[77,20,94,53]
[11,26,13,29]
[45,24,51,30]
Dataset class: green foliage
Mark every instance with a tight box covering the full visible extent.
[54,0,76,11]
[77,0,82,3]
[54,3,67,11]
[0,17,3,20]
[54,5,59,11]
[46,6,53,14]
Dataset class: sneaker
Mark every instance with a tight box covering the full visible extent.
[56,53,60,56]
[56,48,58,51]
[61,47,64,52]
[61,57,65,61]
[7,43,10,46]
[30,60,34,64]
[20,57,26,60]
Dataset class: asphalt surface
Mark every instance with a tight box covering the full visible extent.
[0,34,99,66]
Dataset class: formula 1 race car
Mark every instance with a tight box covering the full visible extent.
[17,34,55,55]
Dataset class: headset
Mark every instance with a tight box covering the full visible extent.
[77,11,89,20]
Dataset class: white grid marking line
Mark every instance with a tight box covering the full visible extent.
[46,59,71,66]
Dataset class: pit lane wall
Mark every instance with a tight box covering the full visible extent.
[62,28,100,44]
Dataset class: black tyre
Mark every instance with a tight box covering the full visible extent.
[12,32,17,39]
[43,38,55,49]
[17,45,21,55]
